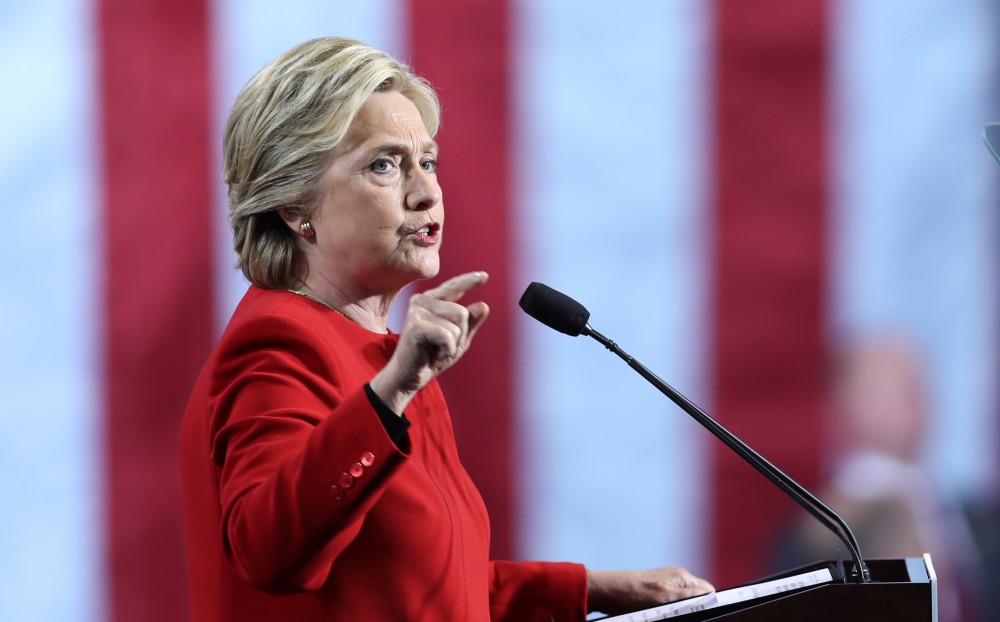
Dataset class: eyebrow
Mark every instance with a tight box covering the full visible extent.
[368,140,439,155]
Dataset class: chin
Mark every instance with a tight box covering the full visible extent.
[392,259,440,287]
[414,254,441,279]
[417,263,441,281]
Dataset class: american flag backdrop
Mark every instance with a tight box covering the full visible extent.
[2,0,999,620]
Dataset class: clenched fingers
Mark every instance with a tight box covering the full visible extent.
[411,272,490,357]
[407,295,470,358]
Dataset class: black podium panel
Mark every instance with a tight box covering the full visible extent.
[682,558,935,622]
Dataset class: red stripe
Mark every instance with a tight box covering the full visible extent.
[99,0,214,618]
[407,0,515,560]
[710,0,829,584]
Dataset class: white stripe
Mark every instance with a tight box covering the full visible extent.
[830,0,999,495]
[210,0,408,330]
[514,0,711,572]
[0,3,103,621]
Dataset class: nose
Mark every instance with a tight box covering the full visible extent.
[405,167,441,211]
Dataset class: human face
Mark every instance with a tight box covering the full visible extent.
[306,91,442,296]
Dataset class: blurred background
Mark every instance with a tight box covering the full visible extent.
[2,0,998,620]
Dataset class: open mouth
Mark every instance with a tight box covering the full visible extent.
[414,222,441,236]
[409,221,442,245]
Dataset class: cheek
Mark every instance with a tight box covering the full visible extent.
[320,185,407,247]
[345,197,398,231]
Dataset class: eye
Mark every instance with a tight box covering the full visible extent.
[420,158,439,173]
[370,156,397,174]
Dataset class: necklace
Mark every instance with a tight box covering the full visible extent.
[286,287,390,334]
[287,287,339,312]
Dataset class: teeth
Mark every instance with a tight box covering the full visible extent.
[417,226,431,234]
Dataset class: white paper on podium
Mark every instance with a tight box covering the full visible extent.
[600,567,834,621]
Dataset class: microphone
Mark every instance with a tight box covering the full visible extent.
[517,281,591,336]
[518,282,871,584]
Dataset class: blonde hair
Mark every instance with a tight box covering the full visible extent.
[224,37,441,289]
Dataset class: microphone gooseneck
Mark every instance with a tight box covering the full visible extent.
[519,282,871,584]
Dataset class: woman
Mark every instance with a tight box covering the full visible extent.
[180,37,712,621]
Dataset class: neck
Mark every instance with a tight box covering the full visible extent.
[295,275,398,334]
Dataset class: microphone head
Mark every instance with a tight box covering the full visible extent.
[518,282,590,336]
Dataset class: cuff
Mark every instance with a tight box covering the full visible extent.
[364,383,411,452]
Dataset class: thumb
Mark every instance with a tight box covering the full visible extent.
[465,301,490,343]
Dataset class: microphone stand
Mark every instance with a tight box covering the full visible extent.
[582,323,871,584]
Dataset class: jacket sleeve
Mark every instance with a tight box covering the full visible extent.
[489,560,588,622]
[207,312,407,593]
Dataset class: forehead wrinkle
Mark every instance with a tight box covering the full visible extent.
[337,102,435,158]
[372,108,435,152]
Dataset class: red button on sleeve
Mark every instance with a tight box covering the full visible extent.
[349,462,364,478]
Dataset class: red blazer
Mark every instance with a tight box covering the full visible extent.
[180,286,587,621]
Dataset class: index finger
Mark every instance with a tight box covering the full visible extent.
[425,271,489,302]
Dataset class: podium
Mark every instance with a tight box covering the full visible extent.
[666,556,937,622]
[518,287,940,622]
